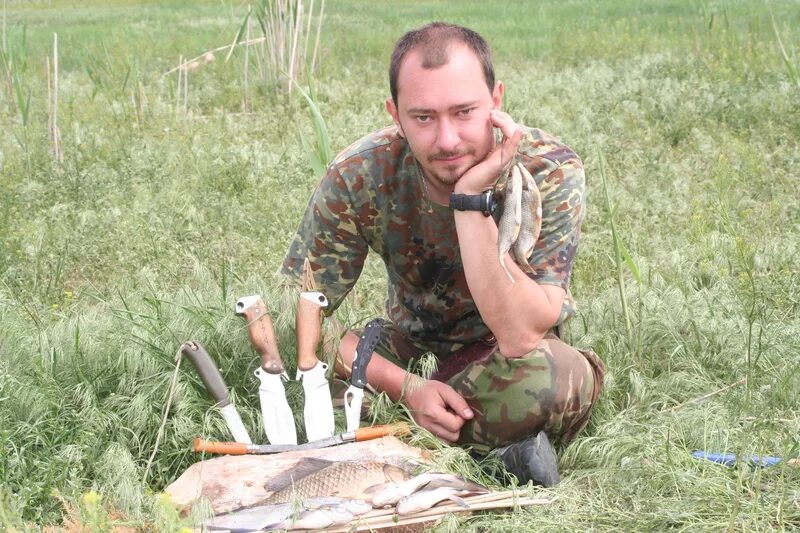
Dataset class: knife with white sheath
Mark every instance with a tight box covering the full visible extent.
[235,295,298,445]
[344,318,384,432]
[295,291,335,442]
[180,340,252,444]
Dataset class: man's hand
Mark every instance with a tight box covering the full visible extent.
[454,110,525,195]
[404,379,474,443]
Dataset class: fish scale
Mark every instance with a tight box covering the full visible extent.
[497,164,522,281]
[511,164,542,272]
[261,458,411,504]
[497,162,542,281]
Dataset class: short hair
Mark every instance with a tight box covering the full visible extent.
[389,22,495,105]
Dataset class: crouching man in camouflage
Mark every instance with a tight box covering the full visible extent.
[281,22,605,487]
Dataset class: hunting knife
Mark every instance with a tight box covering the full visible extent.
[180,340,252,444]
[344,318,384,432]
[295,291,335,442]
[235,295,298,445]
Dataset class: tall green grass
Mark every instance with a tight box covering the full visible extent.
[1,0,799,530]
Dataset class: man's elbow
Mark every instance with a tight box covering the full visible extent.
[497,330,547,358]
[496,312,560,357]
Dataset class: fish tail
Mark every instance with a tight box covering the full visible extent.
[500,255,516,284]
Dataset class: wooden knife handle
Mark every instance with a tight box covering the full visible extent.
[296,296,323,371]
[354,423,411,442]
[235,296,284,374]
[193,438,248,455]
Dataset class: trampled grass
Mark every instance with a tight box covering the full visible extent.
[1,0,799,530]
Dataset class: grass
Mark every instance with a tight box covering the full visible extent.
[1,0,799,530]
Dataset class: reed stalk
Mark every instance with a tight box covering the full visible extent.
[770,9,799,87]
[243,17,250,112]
[597,147,637,342]
[46,33,62,166]
[228,0,324,94]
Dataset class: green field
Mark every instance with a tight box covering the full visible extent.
[1,0,799,530]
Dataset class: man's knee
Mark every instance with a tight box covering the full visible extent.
[451,335,603,449]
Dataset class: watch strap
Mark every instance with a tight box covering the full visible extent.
[449,191,495,216]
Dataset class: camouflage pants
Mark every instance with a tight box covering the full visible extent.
[337,323,605,455]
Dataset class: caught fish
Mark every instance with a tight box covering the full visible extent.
[496,162,542,281]
[367,472,488,508]
[261,457,411,505]
[281,505,354,530]
[395,486,470,516]
[304,496,372,515]
[497,163,523,282]
[511,164,542,273]
[204,496,371,532]
[204,502,293,532]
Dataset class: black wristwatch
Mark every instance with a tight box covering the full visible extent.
[449,190,496,217]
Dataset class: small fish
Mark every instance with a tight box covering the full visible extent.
[281,505,355,530]
[368,472,487,508]
[261,458,411,504]
[304,496,372,516]
[205,497,371,532]
[367,472,437,508]
[511,164,542,273]
[204,502,292,532]
[497,164,523,282]
[396,486,470,515]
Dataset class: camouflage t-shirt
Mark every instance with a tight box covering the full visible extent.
[282,125,585,355]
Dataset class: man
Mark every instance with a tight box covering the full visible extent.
[282,22,604,487]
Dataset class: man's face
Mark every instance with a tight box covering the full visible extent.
[387,44,503,192]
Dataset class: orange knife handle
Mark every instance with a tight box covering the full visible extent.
[193,438,249,455]
[238,297,284,373]
[354,423,410,442]
[296,297,323,371]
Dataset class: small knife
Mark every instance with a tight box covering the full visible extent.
[193,423,409,455]
[181,340,252,444]
[344,318,384,432]
[235,295,298,446]
[296,291,335,442]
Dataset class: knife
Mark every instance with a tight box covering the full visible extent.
[344,318,384,432]
[295,291,335,442]
[235,295,298,445]
[180,340,252,444]
[193,423,409,455]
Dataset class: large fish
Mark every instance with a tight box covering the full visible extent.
[261,457,412,505]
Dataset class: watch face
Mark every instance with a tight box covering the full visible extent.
[485,191,497,216]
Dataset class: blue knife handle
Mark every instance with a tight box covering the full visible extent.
[351,318,384,389]
[692,451,784,467]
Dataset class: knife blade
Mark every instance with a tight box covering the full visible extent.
[180,340,252,444]
[193,423,409,455]
[295,291,335,442]
[235,294,298,445]
[344,318,384,432]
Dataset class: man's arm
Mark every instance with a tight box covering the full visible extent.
[281,165,369,311]
[454,212,565,356]
[336,331,474,443]
[453,111,581,356]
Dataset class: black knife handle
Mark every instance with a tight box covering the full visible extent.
[181,340,232,407]
[351,319,384,389]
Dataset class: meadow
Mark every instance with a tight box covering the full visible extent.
[1,0,799,530]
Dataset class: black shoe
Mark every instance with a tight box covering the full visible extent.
[490,431,560,487]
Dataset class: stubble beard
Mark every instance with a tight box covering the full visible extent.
[425,149,476,187]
